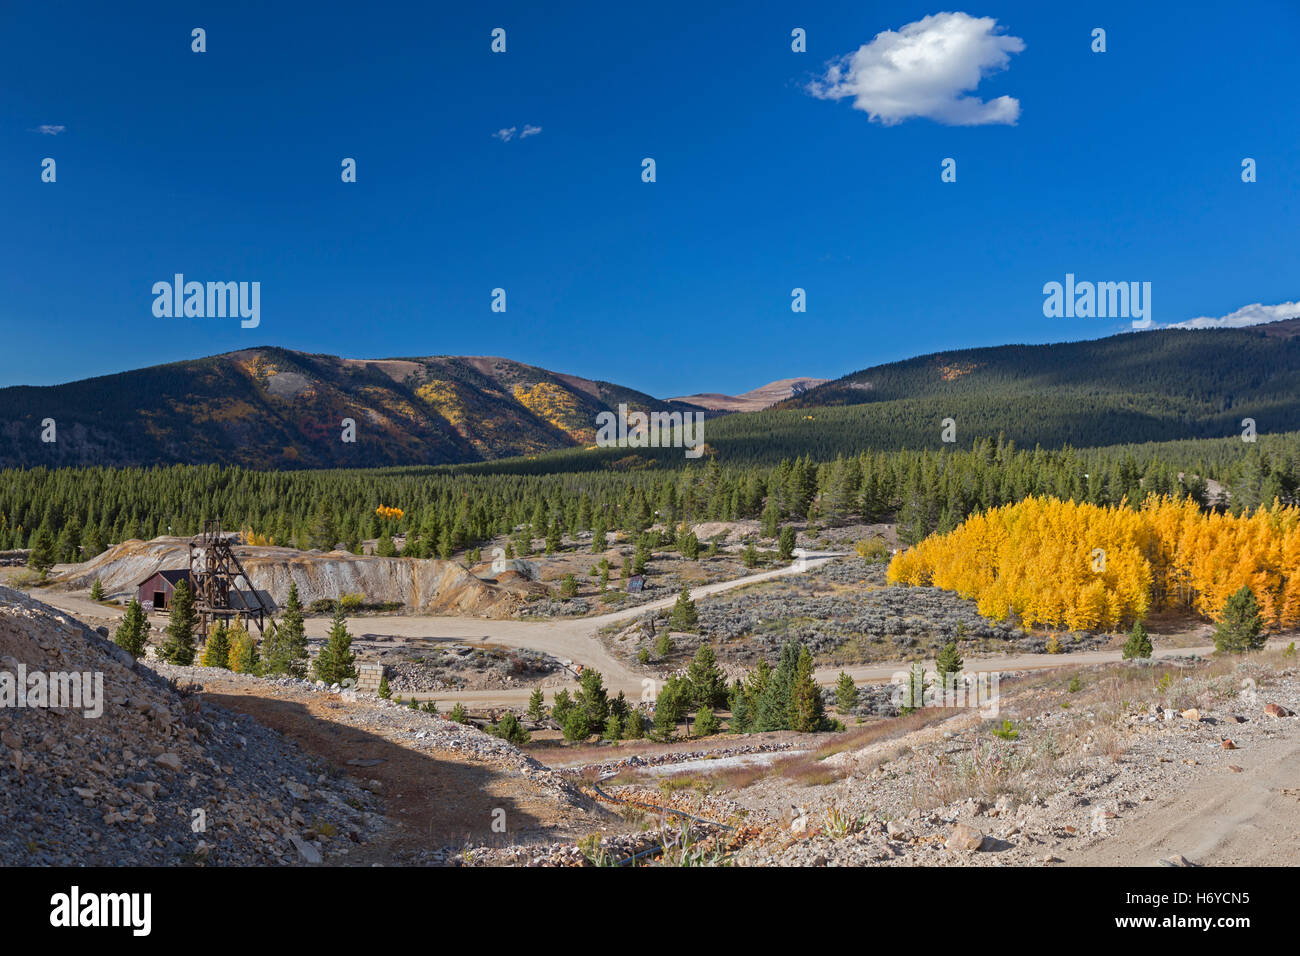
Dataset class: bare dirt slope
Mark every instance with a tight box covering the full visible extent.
[669,377,828,412]
[53,537,522,617]
[153,666,622,862]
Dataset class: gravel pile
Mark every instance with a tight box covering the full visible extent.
[379,645,563,693]
[0,586,385,866]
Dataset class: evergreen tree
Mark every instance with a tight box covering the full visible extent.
[778,526,796,562]
[789,647,825,732]
[159,580,198,665]
[655,630,673,658]
[114,598,149,660]
[685,642,728,710]
[602,713,622,740]
[378,672,392,699]
[678,529,700,560]
[1214,586,1265,653]
[652,676,687,741]
[314,608,357,683]
[669,586,698,631]
[1121,620,1153,659]
[761,496,781,538]
[264,581,308,676]
[227,622,259,674]
[448,702,469,723]
[89,578,104,601]
[694,706,720,736]
[551,689,574,726]
[527,687,546,721]
[28,524,56,575]
[200,621,230,668]
[576,668,610,731]
[490,711,531,746]
[562,707,591,742]
[753,644,799,731]
[835,671,858,713]
[308,501,338,551]
[935,641,964,683]
[728,680,751,733]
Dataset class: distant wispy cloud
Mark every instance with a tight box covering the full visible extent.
[808,12,1024,126]
[492,124,542,142]
[1160,301,1300,330]
[33,124,66,135]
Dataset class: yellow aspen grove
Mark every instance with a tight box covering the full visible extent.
[888,496,1300,631]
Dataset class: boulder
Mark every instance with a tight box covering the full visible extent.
[945,823,986,851]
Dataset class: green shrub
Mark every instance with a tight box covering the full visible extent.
[693,707,720,736]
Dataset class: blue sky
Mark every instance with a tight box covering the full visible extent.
[3,0,1297,396]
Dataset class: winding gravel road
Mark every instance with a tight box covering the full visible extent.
[20,559,1262,710]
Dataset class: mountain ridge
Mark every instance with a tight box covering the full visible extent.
[3,320,1299,469]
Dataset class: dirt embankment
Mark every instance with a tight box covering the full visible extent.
[52,537,523,618]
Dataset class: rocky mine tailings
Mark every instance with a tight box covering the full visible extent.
[0,585,384,865]
[54,537,522,617]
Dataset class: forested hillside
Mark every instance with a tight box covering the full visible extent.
[703,320,1300,460]
[5,432,1297,563]
[2,322,1297,469]
[0,348,706,469]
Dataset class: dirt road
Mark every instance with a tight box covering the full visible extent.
[1065,727,1300,867]
[17,562,1285,710]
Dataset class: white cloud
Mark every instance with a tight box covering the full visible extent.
[808,12,1025,126]
[493,124,542,142]
[34,124,66,135]
[1164,301,1300,330]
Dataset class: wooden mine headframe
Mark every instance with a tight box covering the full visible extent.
[189,519,278,641]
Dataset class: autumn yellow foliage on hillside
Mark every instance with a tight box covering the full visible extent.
[512,382,593,441]
[415,380,467,425]
[888,496,1300,632]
